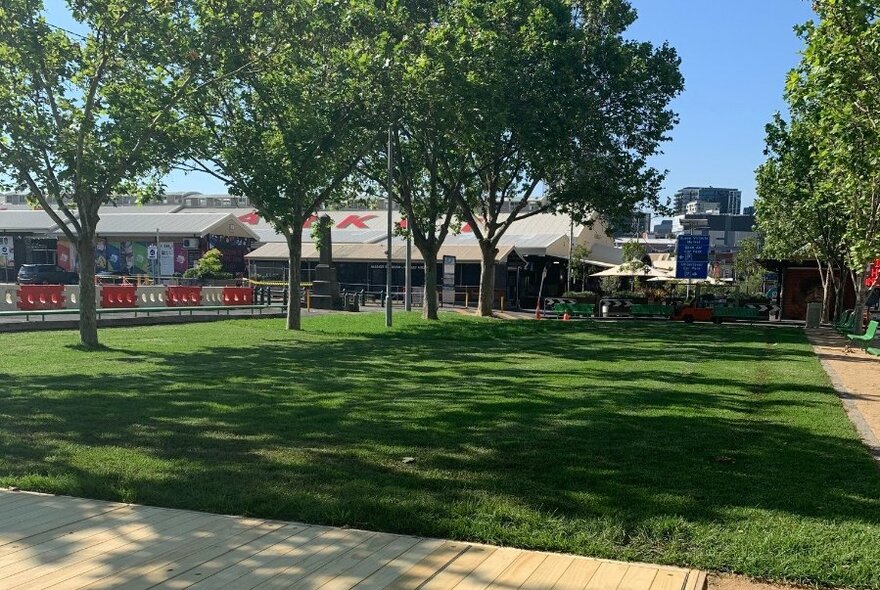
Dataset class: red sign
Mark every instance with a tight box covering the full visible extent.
[867,259,880,288]
[336,214,377,229]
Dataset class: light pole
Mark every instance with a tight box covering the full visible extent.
[385,126,393,327]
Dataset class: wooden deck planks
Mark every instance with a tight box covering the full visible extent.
[0,490,707,590]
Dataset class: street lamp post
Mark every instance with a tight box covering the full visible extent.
[385,126,393,327]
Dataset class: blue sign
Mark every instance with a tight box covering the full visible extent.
[676,235,710,279]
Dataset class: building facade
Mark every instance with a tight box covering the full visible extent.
[673,187,742,215]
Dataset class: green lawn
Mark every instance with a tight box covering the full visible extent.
[1,314,879,588]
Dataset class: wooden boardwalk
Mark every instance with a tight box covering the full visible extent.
[0,490,706,590]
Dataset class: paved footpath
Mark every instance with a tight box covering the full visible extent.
[808,328,880,462]
[0,490,705,590]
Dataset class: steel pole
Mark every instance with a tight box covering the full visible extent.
[405,236,412,311]
[385,126,393,327]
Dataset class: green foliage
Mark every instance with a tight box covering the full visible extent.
[569,244,594,289]
[310,216,334,252]
[0,0,233,347]
[600,275,622,294]
[733,237,764,296]
[620,241,648,272]
[183,248,228,280]
[186,0,380,328]
[783,1,880,283]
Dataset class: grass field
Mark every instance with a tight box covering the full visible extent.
[1,313,879,588]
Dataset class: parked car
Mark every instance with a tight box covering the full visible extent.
[17,264,79,285]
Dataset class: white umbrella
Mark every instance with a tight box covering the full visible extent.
[590,264,672,278]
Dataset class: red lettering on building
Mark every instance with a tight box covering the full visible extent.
[302,215,319,229]
[238,211,260,225]
[336,214,376,229]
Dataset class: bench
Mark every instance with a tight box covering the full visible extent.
[0,305,287,321]
[867,347,880,358]
[846,320,878,350]
[630,304,673,318]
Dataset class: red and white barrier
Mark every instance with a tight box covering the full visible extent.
[63,285,80,309]
[166,286,202,307]
[136,285,166,307]
[222,287,253,306]
[18,284,66,310]
[100,285,138,308]
[0,284,17,311]
[201,286,225,305]
[3,284,258,311]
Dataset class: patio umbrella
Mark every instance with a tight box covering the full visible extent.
[590,264,672,278]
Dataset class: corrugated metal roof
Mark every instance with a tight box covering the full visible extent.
[85,213,259,239]
[247,241,518,263]
[0,210,59,232]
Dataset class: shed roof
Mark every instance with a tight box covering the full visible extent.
[85,213,259,239]
[246,241,518,264]
[0,210,58,233]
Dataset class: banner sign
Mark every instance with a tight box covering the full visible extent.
[675,234,710,279]
[442,255,456,305]
[0,235,13,269]
[159,242,175,276]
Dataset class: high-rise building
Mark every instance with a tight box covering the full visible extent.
[673,186,742,215]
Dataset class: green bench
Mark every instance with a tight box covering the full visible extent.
[711,306,761,320]
[846,320,878,350]
[833,309,853,332]
[867,347,880,357]
[836,311,858,335]
[630,304,673,318]
[0,305,286,321]
[552,303,595,317]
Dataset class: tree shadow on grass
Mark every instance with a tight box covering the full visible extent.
[1,319,879,586]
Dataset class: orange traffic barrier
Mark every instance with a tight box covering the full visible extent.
[100,285,138,308]
[221,286,254,306]
[166,286,202,307]
[18,284,66,311]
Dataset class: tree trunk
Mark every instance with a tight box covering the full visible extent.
[833,263,846,322]
[286,230,303,330]
[76,233,99,349]
[478,240,498,317]
[851,270,868,335]
[817,259,831,323]
[422,256,439,320]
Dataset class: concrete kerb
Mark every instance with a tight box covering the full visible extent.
[807,329,880,465]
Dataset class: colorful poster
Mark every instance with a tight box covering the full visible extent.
[159,242,174,276]
[174,243,188,274]
[95,239,109,271]
[0,235,14,269]
[131,242,148,274]
[57,241,75,271]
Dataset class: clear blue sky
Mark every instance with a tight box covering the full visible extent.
[45,0,816,205]
[627,0,815,213]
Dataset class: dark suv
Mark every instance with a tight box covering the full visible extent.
[17,264,79,285]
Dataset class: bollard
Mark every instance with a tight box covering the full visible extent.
[501,296,505,312]
[464,291,469,308]
[306,289,311,311]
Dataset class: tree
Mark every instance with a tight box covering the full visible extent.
[787,0,880,329]
[755,113,848,321]
[183,248,227,280]
[357,0,472,320]
[184,0,378,330]
[732,237,764,297]
[446,0,682,316]
[0,0,236,348]
[569,243,593,291]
